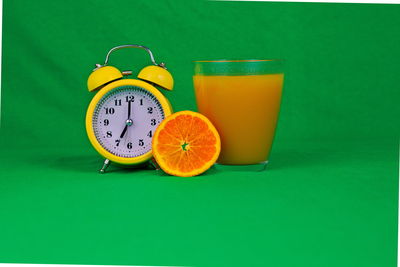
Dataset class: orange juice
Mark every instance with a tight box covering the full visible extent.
[193,74,284,165]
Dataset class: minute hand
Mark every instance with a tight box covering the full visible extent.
[128,100,131,119]
[120,100,132,139]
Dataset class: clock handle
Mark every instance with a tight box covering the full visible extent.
[102,44,166,69]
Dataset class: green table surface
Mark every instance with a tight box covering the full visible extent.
[1,0,399,266]
[0,139,397,267]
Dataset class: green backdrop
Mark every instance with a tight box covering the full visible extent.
[1,1,399,267]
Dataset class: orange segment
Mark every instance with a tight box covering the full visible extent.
[152,111,221,177]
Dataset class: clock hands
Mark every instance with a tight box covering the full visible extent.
[128,99,131,119]
[120,125,128,139]
[120,100,133,139]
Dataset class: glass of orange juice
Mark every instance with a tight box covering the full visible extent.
[193,60,284,171]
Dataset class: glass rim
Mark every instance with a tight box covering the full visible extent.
[193,59,284,63]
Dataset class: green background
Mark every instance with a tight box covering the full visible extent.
[1,1,399,266]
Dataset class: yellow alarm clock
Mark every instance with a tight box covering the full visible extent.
[86,44,173,173]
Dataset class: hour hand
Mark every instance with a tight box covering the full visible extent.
[120,125,128,138]
[120,118,133,139]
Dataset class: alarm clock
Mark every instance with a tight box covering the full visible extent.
[85,44,173,173]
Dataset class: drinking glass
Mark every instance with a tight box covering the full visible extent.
[193,60,284,171]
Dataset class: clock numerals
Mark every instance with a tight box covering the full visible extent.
[94,87,165,157]
[115,139,120,147]
[126,95,134,102]
[105,107,115,114]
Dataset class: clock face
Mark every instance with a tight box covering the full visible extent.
[92,85,165,158]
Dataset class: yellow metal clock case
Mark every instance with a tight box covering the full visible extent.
[86,78,172,165]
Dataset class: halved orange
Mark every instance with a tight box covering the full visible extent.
[152,111,221,177]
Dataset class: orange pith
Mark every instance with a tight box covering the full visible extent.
[152,111,221,177]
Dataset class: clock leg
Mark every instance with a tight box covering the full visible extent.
[149,157,160,170]
[99,159,110,174]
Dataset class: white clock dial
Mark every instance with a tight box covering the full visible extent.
[92,85,165,158]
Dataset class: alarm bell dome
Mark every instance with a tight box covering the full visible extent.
[87,66,123,92]
[138,65,174,91]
